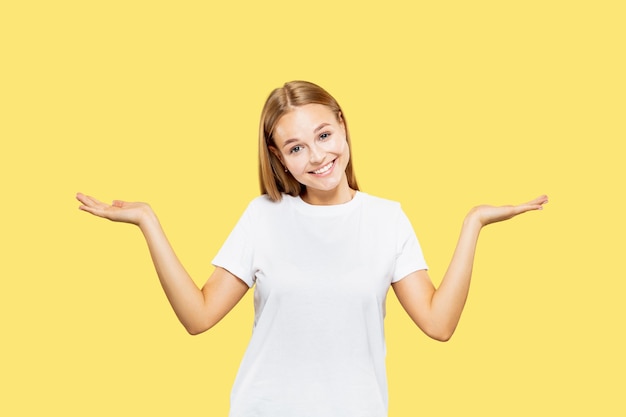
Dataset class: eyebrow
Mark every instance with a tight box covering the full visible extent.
[281,123,332,148]
[314,122,331,133]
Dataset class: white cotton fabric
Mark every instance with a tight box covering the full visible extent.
[212,192,428,417]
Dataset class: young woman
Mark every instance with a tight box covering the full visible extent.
[76,80,547,417]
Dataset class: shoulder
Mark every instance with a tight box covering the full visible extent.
[246,194,277,209]
[358,192,403,214]
[357,193,418,241]
[244,194,293,216]
[356,193,409,230]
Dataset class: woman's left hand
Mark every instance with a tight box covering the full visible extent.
[468,195,548,227]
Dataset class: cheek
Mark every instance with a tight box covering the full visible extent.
[335,137,350,158]
[322,135,346,153]
[285,155,307,173]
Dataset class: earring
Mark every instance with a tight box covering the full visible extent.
[284,168,289,173]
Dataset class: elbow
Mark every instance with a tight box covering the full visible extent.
[186,326,206,336]
[429,331,454,342]
[424,324,456,342]
[184,320,215,336]
[182,308,228,335]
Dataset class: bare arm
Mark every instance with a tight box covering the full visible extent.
[392,195,548,342]
[76,193,249,335]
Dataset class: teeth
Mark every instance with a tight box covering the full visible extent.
[313,161,333,174]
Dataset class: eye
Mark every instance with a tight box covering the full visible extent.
[319,132,331,140]
[290,145,303,154]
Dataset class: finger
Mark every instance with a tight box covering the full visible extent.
[77,193,104,208]
[76,192,91,205]
[515,196,549,213]
[76,193,99,211]
[522,195,549,206]
[78,204,95,214]
[77,193,115,218]
[78,203,105,217]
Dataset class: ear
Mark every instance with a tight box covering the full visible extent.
[269,145,284,165]
[337,112,346,133]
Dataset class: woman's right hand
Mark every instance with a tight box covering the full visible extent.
[76,192,249,334]
[76,192,154,227]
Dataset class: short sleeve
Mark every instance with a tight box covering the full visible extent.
[212,204,256,288]
[392,208,428,283]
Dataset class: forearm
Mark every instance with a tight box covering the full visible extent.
[76,192,249,334]
[138,211,206,332]
[430,214,482,338]
[394,195,547,341]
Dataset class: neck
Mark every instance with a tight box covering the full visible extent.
[301,183,355,206]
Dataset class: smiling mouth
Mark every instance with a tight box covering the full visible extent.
[311,160,335,175]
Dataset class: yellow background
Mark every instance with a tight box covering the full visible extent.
[1,1,624,415]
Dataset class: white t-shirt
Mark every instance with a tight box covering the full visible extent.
[212,192,428,417]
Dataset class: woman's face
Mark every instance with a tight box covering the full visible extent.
[271,103,351,203]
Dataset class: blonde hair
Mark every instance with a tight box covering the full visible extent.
[259,80,359,202]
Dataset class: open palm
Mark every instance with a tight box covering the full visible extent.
[470,195,548,227]
[76,193,152,226]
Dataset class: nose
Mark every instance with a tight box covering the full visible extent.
[309,143,324,164]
